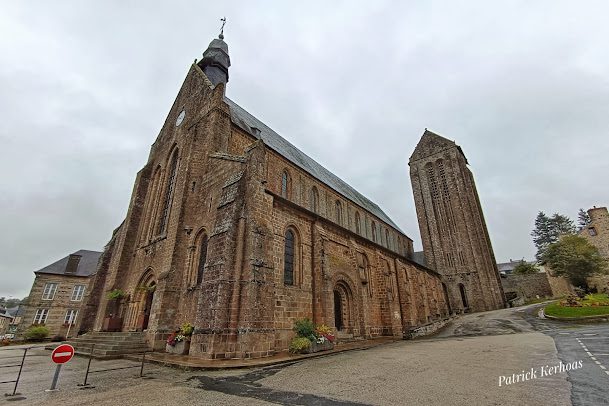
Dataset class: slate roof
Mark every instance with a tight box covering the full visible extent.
[6,306,24,317]
[34,249,102,277]
[411,251,427,267]
[225,97,404,233]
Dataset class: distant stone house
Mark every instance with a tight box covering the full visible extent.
[579,206,609,293]
[18,250,101,339]
[0,309,13,336]
[5,306,24,334]
[497,259,535,276]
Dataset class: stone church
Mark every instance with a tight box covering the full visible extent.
[82,32,504,359]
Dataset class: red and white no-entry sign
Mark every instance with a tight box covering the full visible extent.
[51,344,75,364]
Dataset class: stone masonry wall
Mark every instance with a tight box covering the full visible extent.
[500,273,553,301]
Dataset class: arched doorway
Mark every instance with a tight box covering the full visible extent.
[458,283,469,311]
[134,270,156,331]
[334,290,343,330]
[333,281,353,333]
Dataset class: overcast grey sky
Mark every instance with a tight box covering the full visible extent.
[1,1,608,298]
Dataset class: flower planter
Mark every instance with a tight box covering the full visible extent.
[306,340,334,353]
[165,340,190,355]
[102,316,123,332]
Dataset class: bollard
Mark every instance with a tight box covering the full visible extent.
[78,344,95,389]
[139,352,146,377]
[3,347,28,399]
[46,365,62,392]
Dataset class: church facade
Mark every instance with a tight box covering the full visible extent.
[83,33,502,359]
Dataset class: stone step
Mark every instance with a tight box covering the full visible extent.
[52,331,152,359]
[73,347,149,360]
[68,342,148,351]
[335,332,357,343]
[69,337,148,345]
[87,331,145,337]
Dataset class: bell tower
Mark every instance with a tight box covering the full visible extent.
[197,18,231,86]
[409,129,506,312]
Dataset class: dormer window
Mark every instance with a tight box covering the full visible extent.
[65,254,81,274]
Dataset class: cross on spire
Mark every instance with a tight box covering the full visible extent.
[219,17,226,39]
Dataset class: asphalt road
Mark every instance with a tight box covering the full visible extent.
[522,305,609,406]
[0,305,606,405]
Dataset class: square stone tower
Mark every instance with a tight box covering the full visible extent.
[409,130,506,312]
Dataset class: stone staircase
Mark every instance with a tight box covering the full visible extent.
[336,331,357,343]
[64,331,150,359]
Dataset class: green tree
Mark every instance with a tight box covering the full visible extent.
[543,235,607,290]
[577,208,591,230]
[513,262,539,275]
[0,297,23,308]
[531,212,576,262]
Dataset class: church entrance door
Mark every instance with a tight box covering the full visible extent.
[133,269,156,331]
[332,281,353,333]
[141,283,155,330]
[334,290,343,330]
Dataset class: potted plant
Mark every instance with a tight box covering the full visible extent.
[288,319,335,354]
[165,322,194,355]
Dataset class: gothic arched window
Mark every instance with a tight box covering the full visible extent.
[284,229,295,286]
[355,212,361,234]
[310,186,319,213]
[371,221,377,243]
[196,234,209,285]
[158,148,179,235]
[385,229,390,248]
[281,171,290,198]
[335,200,343,225]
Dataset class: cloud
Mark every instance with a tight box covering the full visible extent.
[1,1,609,296]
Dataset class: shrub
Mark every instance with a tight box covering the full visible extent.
[25,326,50,341]
[180,322,194,336]
[560,294,581,307]
[288,337,311,354]
[293,318,316,340]
[107,289,126,300]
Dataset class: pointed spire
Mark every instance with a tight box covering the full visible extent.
[409,129,468,164]
[198,18,231,87]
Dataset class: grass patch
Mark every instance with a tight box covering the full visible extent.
[544,293,609,318]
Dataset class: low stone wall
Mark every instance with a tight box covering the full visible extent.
[404,316,453,339]
[501,273,553,302]
[547,274,574,297]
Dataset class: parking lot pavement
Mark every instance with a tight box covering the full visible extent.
[0,345,276,405]
[251,333,571,406]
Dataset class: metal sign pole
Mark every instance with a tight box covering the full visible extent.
[47,364,62,391]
